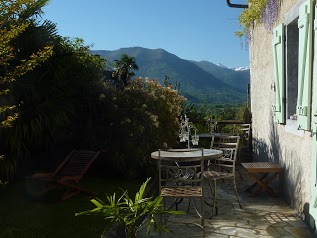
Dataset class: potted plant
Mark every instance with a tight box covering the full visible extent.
[75,178,183,238]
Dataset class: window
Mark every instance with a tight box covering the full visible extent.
[285,18,299,120]
[272,0,313,132]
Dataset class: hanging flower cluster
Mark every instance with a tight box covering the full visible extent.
[236,0,282,43]
[261,0,280,31]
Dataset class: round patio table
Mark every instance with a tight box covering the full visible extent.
[151,148,223,162]
[197,132,231,138]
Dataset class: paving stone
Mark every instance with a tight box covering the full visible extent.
[235,227,259,238]
[205,233,228,238]
[234,219,249,225]
[266,225,285,237]
[284,227,315,238]
[215,226,237,236]
[207,220,237,228]
[275,227,294,236]
[286,220,309,228]
[256,228,271,236]
[257,236,279,238]
[235,223,254,229]
[248,219,272,226]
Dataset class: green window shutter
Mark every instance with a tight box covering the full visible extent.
[272,23,285,124]
[312,3,317,131]
[297,0,313,131]
[310,3,317,206]
[309,4,317,218]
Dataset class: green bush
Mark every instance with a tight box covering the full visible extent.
[96,78,186,178]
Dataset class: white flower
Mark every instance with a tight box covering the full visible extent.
[150,115,158,123]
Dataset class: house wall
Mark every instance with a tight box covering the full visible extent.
[250,0,312,216]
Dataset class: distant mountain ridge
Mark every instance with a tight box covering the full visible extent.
[216,63,249,71]
[232,66,250,71]
[92,47,250,104]
[190,60,250,92]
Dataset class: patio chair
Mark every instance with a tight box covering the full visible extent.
[236,123,251,153]
[204,135,242,216]
[234,124,251,179]
[158,149,205,229]
[27,150,100,200]
[240,124,251,147]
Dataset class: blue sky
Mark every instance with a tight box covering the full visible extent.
[42,0,249,68]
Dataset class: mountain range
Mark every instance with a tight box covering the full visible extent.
[92,47,250,104]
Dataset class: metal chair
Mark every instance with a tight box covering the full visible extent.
[204,135,242,216]
[158,149,205,229]
[237,123,251,151]
[234,124,251,179]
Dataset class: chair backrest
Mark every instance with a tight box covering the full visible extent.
[53,150,100,180]
[236,123,250,137]
[158,149,204,193]
[233,124,251,152]
[211,135,240,173]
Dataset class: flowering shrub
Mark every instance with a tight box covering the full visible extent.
[98,77,186,178]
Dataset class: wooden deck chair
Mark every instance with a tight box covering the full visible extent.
[27,150,100,200]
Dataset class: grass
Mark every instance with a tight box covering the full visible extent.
[0,177,143,238]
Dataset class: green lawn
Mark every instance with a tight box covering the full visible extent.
[0,177,143,238]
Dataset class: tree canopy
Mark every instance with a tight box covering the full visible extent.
[0,0,53,129]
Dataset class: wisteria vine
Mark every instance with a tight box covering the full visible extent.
[236,0,282,45]
[261,0,280,31]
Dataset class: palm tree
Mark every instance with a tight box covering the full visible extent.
[113,54,139,86]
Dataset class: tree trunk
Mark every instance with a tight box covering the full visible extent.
[125,228,137,238]
[120,74,128,86]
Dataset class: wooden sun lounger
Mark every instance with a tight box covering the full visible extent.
[28,150,100,200]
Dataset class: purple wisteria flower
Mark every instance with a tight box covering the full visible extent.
[245,27,251,47]
[261,0,280,31]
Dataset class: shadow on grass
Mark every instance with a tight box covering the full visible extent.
[0,177,143,238]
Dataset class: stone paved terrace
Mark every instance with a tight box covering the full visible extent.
[138,165,315,238]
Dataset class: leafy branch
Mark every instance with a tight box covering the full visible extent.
[76,178,184,238]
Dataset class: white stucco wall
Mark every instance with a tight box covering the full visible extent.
[250,0,312,215]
